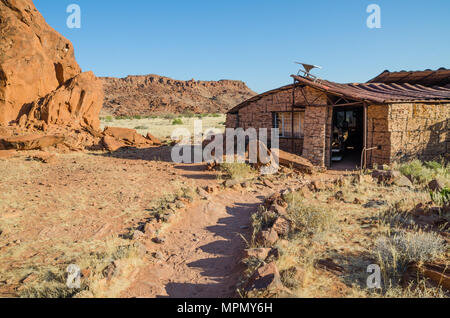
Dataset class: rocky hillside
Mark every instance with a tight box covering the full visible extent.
[101,75,257,116]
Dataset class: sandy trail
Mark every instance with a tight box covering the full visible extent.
[122,189,271,298]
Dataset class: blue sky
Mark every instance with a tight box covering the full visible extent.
[34,0,450,93]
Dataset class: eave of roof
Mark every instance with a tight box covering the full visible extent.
[368,68,450,87]
[292,75,450,104]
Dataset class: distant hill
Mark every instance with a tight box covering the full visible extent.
[100,75,257,116]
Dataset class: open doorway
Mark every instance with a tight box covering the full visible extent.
[331,106,364,170]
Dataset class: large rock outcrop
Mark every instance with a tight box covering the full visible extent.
[24,71,103,131]
[101,75,256,116]
[0,0,102,131]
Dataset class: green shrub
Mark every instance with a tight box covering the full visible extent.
[398,160,449,185]
[430,187,450,205]
[172,118,184,125]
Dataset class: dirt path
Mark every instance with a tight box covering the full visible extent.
[122,189,271,298]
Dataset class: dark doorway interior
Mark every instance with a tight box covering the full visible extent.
[331,106,364,170]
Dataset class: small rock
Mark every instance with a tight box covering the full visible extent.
[20,273,38,284]
[428,179,444,192]
[269,203,287,216]
[152,237,166,244]
[245,262,284,292]
[197,187,210,199]
[244,248,271,260]
[393,175,413,188]
[224,179,240,188]
[263,179,275,188]
[309,180,325,192]
[256,228,279,246]
[353,198,362,205]
[151,251,163,260]
[272,216,291,236]
[241,181,251,188]
[204,185,215,194]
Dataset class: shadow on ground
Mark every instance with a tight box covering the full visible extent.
[159,202,261,298]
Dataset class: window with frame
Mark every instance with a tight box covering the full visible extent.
[273,112,304,138]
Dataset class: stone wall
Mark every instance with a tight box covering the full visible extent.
[367,103,449,166]
[367,104,391,166]
[388,103,449,162]
[225,86,327,158]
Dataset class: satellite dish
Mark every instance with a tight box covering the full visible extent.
[295,62,322,78]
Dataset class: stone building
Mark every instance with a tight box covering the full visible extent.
[226,69,450,168]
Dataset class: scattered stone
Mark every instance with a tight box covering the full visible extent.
[244,248,271,261]
[152,237,166,244]
[267,247,280,261]
[371,170,401,184]
[393,175,413,188]
[269,203,287,216]
[241,181,251,188]
[428,179,444,192]
[363,200,388,209]
[256,228,279,246]
[224,179,240,188]
[20,273,38,284]
[315,258,345,275]
[102,135,126,152]
[263,179,275,188]
[403,263,450,292]
[272,216,291,236]
[353,198,362,205]
[197,187,210,199]
[309,180,325,192]
[152,251,163,260]
[204,185,215,194]
[245,262,284,292]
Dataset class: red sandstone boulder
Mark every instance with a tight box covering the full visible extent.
[102,135,126,152]
[0,0,81,125]
[403,263,450,292]
[245,262,284,292]
[146,133,162,146]
[272,216,291,236]
[103,127,151,146]
[256,228,279,247]
[25,72,103,131]
[1,134,65,150]
[0,149,17,159]
[243,248,271,261]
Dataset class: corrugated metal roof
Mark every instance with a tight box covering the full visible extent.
[228,72,450,114]
[292,75,450,103]
[368,68,450,87]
